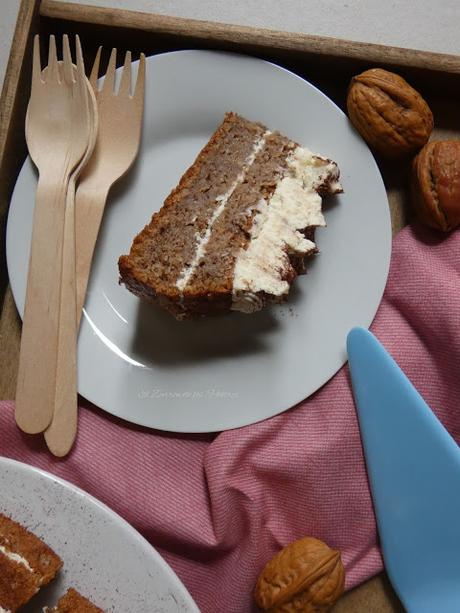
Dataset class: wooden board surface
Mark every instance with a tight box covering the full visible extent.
[2,1,459,611]
[40,0,460,75]
[0,0,40,314]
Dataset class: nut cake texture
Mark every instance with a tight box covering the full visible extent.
[119,113,342,319]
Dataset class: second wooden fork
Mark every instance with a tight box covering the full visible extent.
[44,37,98,457]
[75,47,146,322]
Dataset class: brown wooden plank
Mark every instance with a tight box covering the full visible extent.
[0,286,21,400]
[332,574,404,612]
[0,0,38,173]
[40,0,460,76]
[0,0,39,398]
[0,0,40,309]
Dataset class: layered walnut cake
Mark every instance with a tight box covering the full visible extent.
[0,513,102,612]
[119,113,342,319]
[0,513,62,611]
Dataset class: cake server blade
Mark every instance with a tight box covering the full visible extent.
[347,327,460,613]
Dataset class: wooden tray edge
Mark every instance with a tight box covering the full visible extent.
[41,0,460,75]
[0,0,37,190]
[0,0,39,315]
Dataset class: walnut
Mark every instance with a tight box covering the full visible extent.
[347,68,433,158]
[254,537,345,612]
[411,140,460,232]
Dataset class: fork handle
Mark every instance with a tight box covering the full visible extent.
[15,176,68,434]
[75,184,109,325]
[44,180,78,457]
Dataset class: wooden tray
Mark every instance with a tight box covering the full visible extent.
[1,1,460,610]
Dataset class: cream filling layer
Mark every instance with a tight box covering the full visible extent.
[232,146,341,312]
[0,544,34,573]
[175,130,271,293]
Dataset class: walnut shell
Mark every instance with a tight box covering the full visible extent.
[254,537,345,612]
[347,68,433,158]
[411,140,460,232]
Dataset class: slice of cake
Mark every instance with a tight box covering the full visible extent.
[119,112,342,319]
[0,513,63,612]
[46,588,104,612]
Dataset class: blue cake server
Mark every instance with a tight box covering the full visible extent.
[347,327,460,613]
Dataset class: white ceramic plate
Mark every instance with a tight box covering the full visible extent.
[0,457,199,612]
[7,50,391,433]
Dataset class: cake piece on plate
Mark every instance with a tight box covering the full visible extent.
[119,112,342,319]
[0,513,63,612]
[46,588,104,612]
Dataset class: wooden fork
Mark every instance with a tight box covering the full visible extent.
[15,35,94,434]
[75,47,145,322]
[43,37,98,457]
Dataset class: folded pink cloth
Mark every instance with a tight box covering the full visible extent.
[1,224,460,612]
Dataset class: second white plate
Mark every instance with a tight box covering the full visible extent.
[7,50,391,433]
[0,457,199,612]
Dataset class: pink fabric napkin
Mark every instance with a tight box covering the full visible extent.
[1,223,460,612]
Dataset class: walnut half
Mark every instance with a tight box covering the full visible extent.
[411,140,460,232]
[254,537,345,612]
[347,68,433,158]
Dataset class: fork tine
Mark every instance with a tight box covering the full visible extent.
[62,35,74,84]
[89,46,102,92]
[74,35,91,125]
[134,53,145,100]
[118,51,132,96]
[102,48,117,94]
[75,35,86,80]
[47,35,59,83]
[31,35,42,89]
